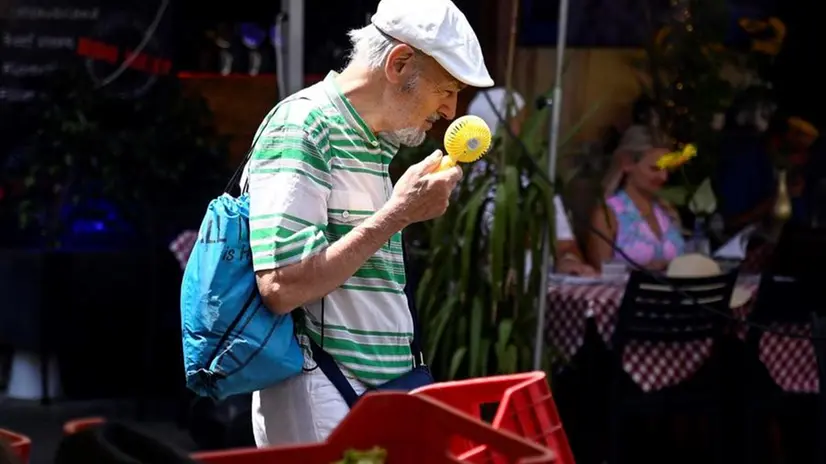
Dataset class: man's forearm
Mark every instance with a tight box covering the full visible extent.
[256,205,407,314]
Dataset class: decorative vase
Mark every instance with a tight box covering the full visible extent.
[772,169,792,221]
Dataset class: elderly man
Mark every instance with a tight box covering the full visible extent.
[242,0,492,447]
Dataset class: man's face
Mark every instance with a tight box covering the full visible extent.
[382,49,464,147]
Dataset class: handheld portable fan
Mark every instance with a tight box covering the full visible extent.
[436,115,492,172]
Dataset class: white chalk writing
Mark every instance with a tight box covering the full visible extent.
[11,7,100,20]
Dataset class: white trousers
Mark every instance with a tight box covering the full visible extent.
[252,367,367,447]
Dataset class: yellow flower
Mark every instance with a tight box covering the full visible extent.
[752,38,783,56]
[788,116,819,138]
[702,42,725,55]
[657,144,697,170]
[739,16,786,56]
[655,26,672,47]
[768,17,787,43]
[738,18,767,34]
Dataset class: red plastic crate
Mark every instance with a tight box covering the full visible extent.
[0,428,31,464]
[411,372,574,464]
[192,391,556,463]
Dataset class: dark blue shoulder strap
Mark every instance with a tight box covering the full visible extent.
[310,234,423,408]
[309,332,359,407]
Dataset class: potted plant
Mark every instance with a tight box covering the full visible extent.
[0,65,232,401]
[10,65,231,250]
[393,80,596,380]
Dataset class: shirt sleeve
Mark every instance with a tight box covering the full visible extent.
[554,195,574,241]
[247,100,332,272]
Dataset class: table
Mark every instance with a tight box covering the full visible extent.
[545,275,818,393]
[0,248,184,401]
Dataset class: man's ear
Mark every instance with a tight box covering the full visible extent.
[383,44,416,85]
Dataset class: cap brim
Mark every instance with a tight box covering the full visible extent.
[429,50,494,88]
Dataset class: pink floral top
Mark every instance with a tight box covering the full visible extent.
[606,190,685,266]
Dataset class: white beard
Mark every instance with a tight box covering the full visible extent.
[383,127,427,147]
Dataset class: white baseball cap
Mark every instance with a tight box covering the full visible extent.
[371,0,494,88]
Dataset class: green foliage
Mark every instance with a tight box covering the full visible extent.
[640,0,735,139]
[14,66,231,247]
[407,87,595,381]
[631,0,756,208]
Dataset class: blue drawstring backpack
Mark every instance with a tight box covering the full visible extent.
[180,117,304,400]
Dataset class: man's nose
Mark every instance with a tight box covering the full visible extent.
[439,93,458,120]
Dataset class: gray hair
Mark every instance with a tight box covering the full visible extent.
[346,24,400,70]
[346,24,422,91]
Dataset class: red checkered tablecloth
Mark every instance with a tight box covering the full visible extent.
[545,279,818,394]
[758,324,819,393]
[169,230,198,270]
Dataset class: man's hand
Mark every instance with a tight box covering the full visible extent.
[384,150,463,225]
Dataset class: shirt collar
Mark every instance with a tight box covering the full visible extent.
[322,71,382,149]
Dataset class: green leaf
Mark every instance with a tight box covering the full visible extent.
[479,337,492,376]
[457,314,468,346]
[458,180,491,297]
[468,297,483,377]
[496,318,514,355]
[425,294,458,367]
[503,166,520,261]
[448,347,467,380]
[416,268,435,312]
[687,176,717,215]
[520,57,572,150]
[500,344,518,374]
[489,183,508,302]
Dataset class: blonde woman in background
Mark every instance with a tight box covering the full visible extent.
[468,88,596,276]
[586,125,685,271]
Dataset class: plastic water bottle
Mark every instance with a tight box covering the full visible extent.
[690,217,711,256]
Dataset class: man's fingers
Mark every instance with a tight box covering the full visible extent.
[417,150,443,173]
[424,164,463,183]
[451,165,464,181]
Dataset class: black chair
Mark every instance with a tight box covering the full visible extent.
[607,269,737,464]
[746,273,819,327]
[743,273,822,463]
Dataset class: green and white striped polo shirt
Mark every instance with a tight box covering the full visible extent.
[244,71,413,386]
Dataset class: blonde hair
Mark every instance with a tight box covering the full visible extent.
[602,125,670,196]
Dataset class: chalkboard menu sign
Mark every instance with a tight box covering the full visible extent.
[1,0,172,103]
